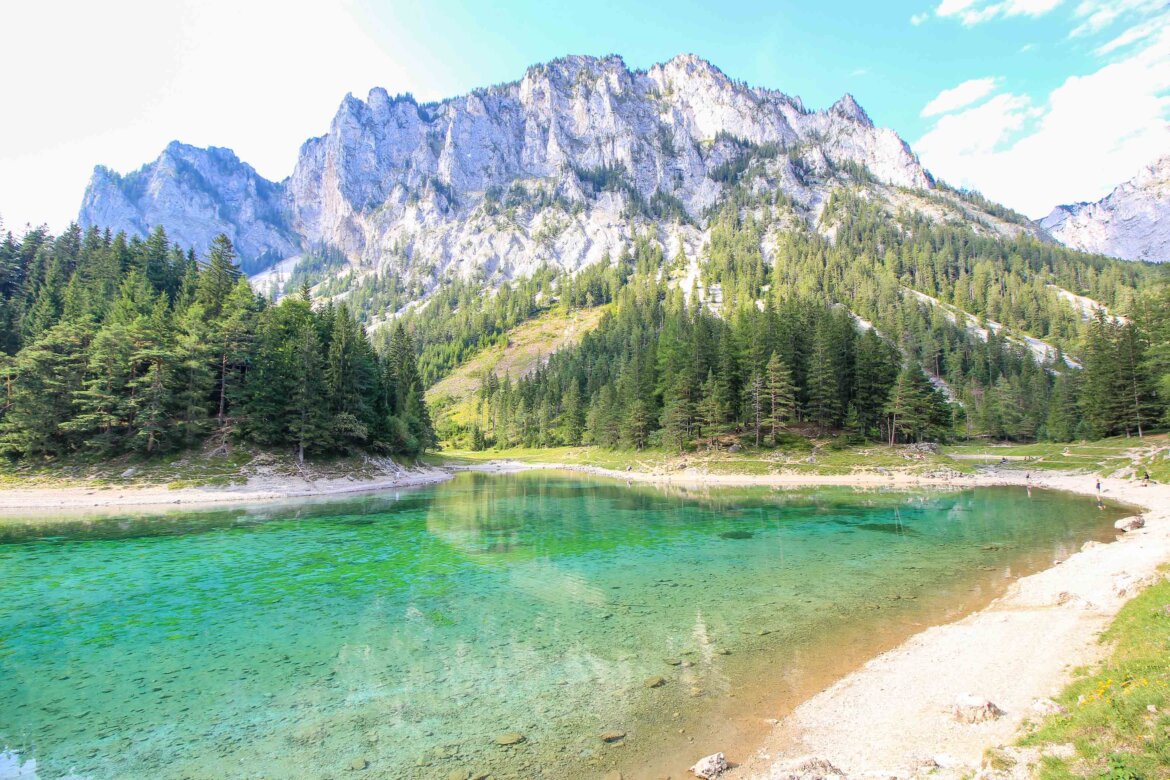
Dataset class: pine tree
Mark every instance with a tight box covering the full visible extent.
[196,235,241,318]
[288,315,330,463]
[764,352,796,445]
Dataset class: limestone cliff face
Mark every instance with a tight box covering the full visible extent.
[79,142,299,274]
[1041,156,1170,263]
[80,54,938,282]
[282,54,932,277]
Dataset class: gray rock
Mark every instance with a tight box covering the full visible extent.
[645,675,668,688]
[952,694,1004,723]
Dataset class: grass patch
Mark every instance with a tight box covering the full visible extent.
[1020,574,1170,778]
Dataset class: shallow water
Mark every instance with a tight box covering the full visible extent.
[0,473,1129,779]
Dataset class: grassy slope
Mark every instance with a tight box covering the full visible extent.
[1019,574,1170,779]
[425,305,608,432]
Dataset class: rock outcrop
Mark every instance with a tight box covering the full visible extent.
[1041,155,1170,263]
[79,142,299,274]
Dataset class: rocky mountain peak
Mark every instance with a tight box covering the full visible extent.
[830,93,872,128]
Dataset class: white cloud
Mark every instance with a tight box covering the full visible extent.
[851,67,870,76]
[936,0,1066,24]
[910,12,931,24]
[0,0,451,232]
[921,77,1001,116]
[1071,0,1165,37]
[916,24,1170,216]
[1095,10,1170,54]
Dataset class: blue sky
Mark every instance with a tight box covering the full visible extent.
[0,0,1166,230]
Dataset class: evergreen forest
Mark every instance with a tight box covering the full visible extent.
[0,225,434,462]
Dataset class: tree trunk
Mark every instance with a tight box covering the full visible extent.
[218,351,228,422]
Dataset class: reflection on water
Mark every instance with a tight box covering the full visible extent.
[0,473,1130,780]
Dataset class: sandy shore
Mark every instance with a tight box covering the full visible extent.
[0,465,452,516]
[735,472,1166,779]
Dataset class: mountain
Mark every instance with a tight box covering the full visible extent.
[1041,155,1170,263]
[79,142,299,274]
[79,53,1041,296]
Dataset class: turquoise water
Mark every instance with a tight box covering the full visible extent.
[0,473,1128,780]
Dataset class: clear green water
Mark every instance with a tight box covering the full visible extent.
[0,473,1129,780]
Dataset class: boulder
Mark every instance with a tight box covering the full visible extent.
[952,694,1004,723]
[689,752,728,779]
[1030,698,1068,716]
[1114,516,1145,532]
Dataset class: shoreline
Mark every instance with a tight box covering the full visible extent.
[738,472,1166,779]
[0,466,453,517]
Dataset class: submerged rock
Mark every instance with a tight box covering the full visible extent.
[495,732,526,746]
[349,757,369,770]
[599,730,626,743]
[689,752,728,778]
[952,694,1004,723]
[645,675,668,688]
[719,530,753,540]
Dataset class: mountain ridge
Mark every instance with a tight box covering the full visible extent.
[1040,155,1170,263]
[80,53,958,286]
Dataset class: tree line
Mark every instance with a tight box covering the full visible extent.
[0,224,434,461]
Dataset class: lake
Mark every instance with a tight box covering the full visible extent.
[0,472,1129,779]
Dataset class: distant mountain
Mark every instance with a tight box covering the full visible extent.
[1041,155,1170,263]
[79,142,299,275]
[79,53,1043,293]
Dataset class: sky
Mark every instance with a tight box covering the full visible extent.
[0,0,1167,232]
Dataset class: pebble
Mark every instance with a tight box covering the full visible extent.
[349,757,369,771]
[599,730,626,743]
[644,676,667,688]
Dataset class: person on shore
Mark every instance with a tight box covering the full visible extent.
[1143,470,1151,487]
[1096,479,1102,493]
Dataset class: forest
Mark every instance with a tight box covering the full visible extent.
[3,178,1168,465]
[0,225,434,462]
[418,190,1169,452]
